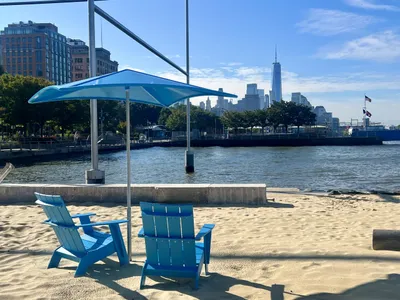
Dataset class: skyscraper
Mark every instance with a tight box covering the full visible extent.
[265,94,270,108]
[216,88,224,108]
[199,101,205,110]
[246,83,258,95]
[0,21,72,84]
[291,92,312,107]
[206,97,211,111]
[271,46,282,104]
[257,89,265,109]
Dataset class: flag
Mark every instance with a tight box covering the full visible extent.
[366,111,372,117]
[365,95,372,102]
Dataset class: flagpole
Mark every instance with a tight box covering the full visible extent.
[363,94,366,130]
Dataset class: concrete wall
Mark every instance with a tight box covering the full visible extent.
[0,183,267,205]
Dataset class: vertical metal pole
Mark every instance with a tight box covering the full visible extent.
[126,88,132,261]
[185,0,194,173]
[88,0,98,169]
[86,0,104,183]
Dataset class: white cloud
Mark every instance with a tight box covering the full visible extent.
[297,8,379,36]
[321,30,400,61]
[345,0,400,11]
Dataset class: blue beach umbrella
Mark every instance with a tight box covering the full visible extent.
[28,68,237,259]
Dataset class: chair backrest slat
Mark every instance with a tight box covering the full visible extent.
[140,202,196,269]
[35,192,86,254]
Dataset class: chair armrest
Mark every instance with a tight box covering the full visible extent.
[77,219,128,228]
[138,227,144,237]
[195,224,215,241]
[71,213,96,218]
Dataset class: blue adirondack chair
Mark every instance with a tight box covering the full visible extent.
[138,202,215,289]
[34,192,129,277]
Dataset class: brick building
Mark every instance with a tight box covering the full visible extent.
[67,38,118,81]
[0,21,72,84]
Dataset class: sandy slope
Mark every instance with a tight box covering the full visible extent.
[1,192,400,299]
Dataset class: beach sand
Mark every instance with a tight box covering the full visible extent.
[1,192,400,299]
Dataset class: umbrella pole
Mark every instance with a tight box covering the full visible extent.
[126,88,132,261]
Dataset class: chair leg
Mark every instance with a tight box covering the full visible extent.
[109,224,129,266]
[48,250,62,269]
[140,264,147,289]
[204,264,209,275]
[74,260,89,277]
[194,274,200,290]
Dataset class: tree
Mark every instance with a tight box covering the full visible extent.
[0,74,53,137]
[266,103,283,132]
[290,104,316,135]
[254,109,269,134]
[242,110,258,135]
[158,107,172,125]
[165,108,186,131]
[221,111,243,135]
[191,106,215,133]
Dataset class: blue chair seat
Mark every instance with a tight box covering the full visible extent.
[81,232,113,252]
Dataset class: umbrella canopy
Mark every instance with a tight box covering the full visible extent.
[28,68,237,262]
[28,69,236,104]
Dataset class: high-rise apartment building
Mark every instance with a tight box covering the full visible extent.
[0,21,72,84]
[67,38,118,81]
[291,92,312,107]
[271,47,282,104]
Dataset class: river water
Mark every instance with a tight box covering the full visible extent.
[4,143,400,192]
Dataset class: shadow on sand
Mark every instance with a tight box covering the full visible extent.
[295,273,400,300]
[82,258,284,300]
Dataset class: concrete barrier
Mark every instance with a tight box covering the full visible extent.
[0,183,267,205]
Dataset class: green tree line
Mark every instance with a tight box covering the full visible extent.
[0,74,316,139]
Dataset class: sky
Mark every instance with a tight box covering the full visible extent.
[1,0,400,125]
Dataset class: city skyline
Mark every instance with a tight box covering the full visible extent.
[0,1,400,124]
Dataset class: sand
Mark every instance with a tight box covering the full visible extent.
[1,192,400,299]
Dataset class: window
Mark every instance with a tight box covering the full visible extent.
[29,71,32,76]
[12,58,16,64]
[36,50,42,62]
[23,64,27,70]
[36,64,43,76]
[29,57,32,63]
[86,57,89,63]
[36,36,42,48]
[22,37,26,43]
[74,58,83,63]
[76,73,83,79]
[28,37,32,43]
[17,57,21,63]
[23,57,27,63]
[29,64,32,70]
